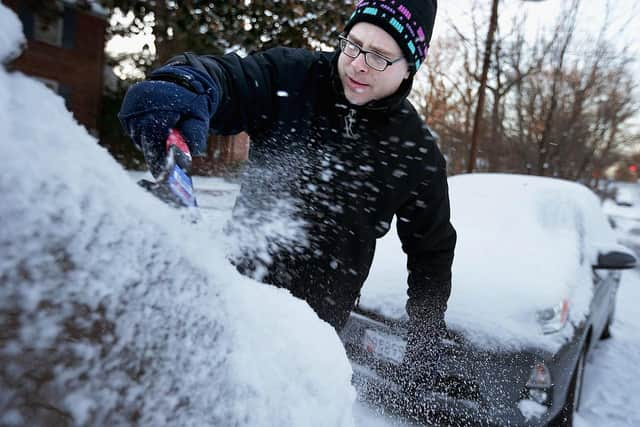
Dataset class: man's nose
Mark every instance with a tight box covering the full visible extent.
[352,53,368,72]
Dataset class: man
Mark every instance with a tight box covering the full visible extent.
[119,0,455,386]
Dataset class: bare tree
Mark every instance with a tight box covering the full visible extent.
[413,0,639,182]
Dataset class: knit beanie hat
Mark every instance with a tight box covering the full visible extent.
[343,0,437,72]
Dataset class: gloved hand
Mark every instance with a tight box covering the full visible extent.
[400,290,449,394]
[118,65,218,178]
[401,323,445,391]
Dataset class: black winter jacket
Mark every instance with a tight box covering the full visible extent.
[158,48,457,330]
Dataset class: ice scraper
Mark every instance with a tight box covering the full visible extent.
[138,128,199,210]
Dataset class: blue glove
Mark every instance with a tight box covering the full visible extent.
[118,65,219,178]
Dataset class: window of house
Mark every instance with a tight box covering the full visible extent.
[19,4,76,49]
[33,13,63,46]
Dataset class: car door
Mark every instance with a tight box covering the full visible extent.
[591,269,613,335]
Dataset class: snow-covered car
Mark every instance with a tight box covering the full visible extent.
[602,183,640,258]
[340,173,636,426]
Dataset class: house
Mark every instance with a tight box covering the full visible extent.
[6,0,107,136]
[193,133,250,175]
[6,0,248,175]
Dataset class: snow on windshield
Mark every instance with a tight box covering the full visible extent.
[360,173,619,352]
[0,4,354,425]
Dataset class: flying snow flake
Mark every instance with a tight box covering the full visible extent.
[320,170,333,182]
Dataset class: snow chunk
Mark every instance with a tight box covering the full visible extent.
[0,4,25,63]
[518,399,548,420]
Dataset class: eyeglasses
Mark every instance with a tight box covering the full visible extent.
[338,36,404,72]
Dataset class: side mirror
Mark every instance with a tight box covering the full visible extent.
[593,250,637,270]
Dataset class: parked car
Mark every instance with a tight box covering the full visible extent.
[602,183,640,258]
[340,174,636,426]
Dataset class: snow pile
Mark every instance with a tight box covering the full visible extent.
[0,3,24,64]
[0,5,354,426]
[360,173,619,351]
[576,269,640,427]
[517,399,547,421]
[603,198,640,221]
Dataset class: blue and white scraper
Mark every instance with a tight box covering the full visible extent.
[138,129,199,213]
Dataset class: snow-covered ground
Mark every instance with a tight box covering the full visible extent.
[574,267,640,427]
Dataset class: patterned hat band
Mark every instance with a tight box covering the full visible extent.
[344,0,436,71]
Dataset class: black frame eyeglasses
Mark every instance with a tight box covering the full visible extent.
[338,36,404,72]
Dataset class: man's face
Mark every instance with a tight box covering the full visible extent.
[338,22,410,106]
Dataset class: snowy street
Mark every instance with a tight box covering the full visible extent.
[575,268,640,427]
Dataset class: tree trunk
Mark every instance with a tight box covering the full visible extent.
[466,0,499,173]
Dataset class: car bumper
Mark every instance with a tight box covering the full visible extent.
[350,362,532,426]
[341,313,577,426]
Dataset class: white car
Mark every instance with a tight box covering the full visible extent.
[341,173,635,426]
[602,183,640,257]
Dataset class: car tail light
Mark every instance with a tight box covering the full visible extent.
[524,362,553,406]
[536,298,570,334]
[526,362,552,388]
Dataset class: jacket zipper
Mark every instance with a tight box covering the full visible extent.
[344,108,357,139]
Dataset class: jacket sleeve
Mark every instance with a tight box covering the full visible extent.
[395,151,457,323]
[153,47,320,137]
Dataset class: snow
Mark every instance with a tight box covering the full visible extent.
[0,3,24,64]
[517,399,547,421]
[575,269,640,427]
[3,2,640,424]
[602,182,640,221]
[0,5,355,426]
[360,173,620,352]
[603,198,640,220]
[601,183,640,262]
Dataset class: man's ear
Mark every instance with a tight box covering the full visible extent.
[403,63,414,79]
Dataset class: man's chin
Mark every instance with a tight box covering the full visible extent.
[344,89,371,106]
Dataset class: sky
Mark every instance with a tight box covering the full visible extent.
[440,0,639,48]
